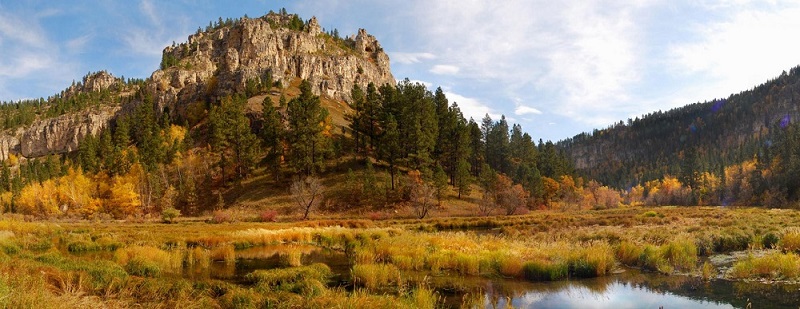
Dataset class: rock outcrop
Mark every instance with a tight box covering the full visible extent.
[150,13,395,112]
[0,107,119,160]
[0,13,395,160]
[20,107,119,158]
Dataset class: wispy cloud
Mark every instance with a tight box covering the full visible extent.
[66,34,93,53]
[430,64,460,75]
[0,11,47,47]
[515,105,542,116]
[390,52,436,64]
[405,1,650,128]
[668,3,800,104]
[403,79,433,88]
[444,91,500,121]
[0,7,78,99]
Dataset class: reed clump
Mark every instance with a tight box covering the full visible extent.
[352,263,402,290]
[114,246,181,277]
[780,228,800,253]
[210,244,236,264]
[729,251,800,280]
[246,263,331,296]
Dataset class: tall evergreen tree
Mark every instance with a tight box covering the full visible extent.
[210,95,261,182]
[261,96,284,180]
[380,114,401,190]
[346,84,366,155]
[286,80,330,176]
[467,118,484,176]
[486,115,511,174]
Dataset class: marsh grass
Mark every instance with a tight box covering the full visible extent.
[780,228,800,252]
[185,246,211,269]
[660,236,698,271]
[210,244,236,264]
[114,246,182,277]
[729,251,800,280]
[3,207,800,307]
[404,285,440,309]
[279,249,303,267]
[246,263,331,296]
[352,263,402,290]
[66,240,100,253]
[616,241,644,266]
[522,260,568,281]
[700,261,715,281]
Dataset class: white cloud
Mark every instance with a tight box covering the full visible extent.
[515,105,542,116]
[404,1,650,128]
[390,52,436,64]
[430,64,460,75]
[0,8,78,99]
[0,11,46,47]
[668,5,800,103]
[403,79,433,88]
[140,0,161,27]
[444,91,500,121]
[66,34,92,53]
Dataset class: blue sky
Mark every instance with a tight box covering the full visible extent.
[1,1,799,142]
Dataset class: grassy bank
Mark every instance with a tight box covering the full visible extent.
[0,206,799,307]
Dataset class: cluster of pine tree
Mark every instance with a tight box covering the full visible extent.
[346,79,575,211]
[0,71,587,219]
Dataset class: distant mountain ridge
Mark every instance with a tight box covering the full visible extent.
[560,66,800,189]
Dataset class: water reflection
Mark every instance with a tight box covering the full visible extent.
[452,270,800,309]
[172,244,800,308]
[183,244,350,282]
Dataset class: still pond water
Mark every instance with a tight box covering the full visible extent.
[183,244,800,308]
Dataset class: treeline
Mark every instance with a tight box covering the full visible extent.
[0,77,336,219]
[561,65,800,207]
[0,73,595,219]
[627,117,800,208]
[343,79,577,213]
[0,71,142,131]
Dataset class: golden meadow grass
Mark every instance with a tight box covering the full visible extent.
[1,206,800,307]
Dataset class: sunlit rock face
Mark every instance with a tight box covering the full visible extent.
[150,13,395,114]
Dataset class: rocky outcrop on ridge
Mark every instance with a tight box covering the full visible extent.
[149,12,395,113]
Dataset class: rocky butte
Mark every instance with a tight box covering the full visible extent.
[149,12,394,115]
[0,12,395,161]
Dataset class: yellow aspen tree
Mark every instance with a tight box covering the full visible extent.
[106,176,142,218]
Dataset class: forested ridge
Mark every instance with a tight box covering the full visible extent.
[0,11,593,220]
[11,10,799,220]
[561,66,800,207]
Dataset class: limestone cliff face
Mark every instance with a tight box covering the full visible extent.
[0,107,119,161]
[149,13,395,111]
[0,72,122,160]
[0,13,395,160]
[19,107,119,158]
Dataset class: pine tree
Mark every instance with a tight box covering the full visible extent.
[286,80,330,176]
[433,163,449,204]
[486,115,511,174]
[261,96,284,180]
[380,115,401,190]
[346,84,366,155]
[467,119,484,176]
[454,158,472,199]
[210,95,261,182]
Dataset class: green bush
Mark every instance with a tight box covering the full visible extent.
[522,260,567,281]
[0,240,20,255]
[126,258,162,277]
[67,240,101,253]
[763,232,780,249]
[161,207,181,224]
[246,263,331,296]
